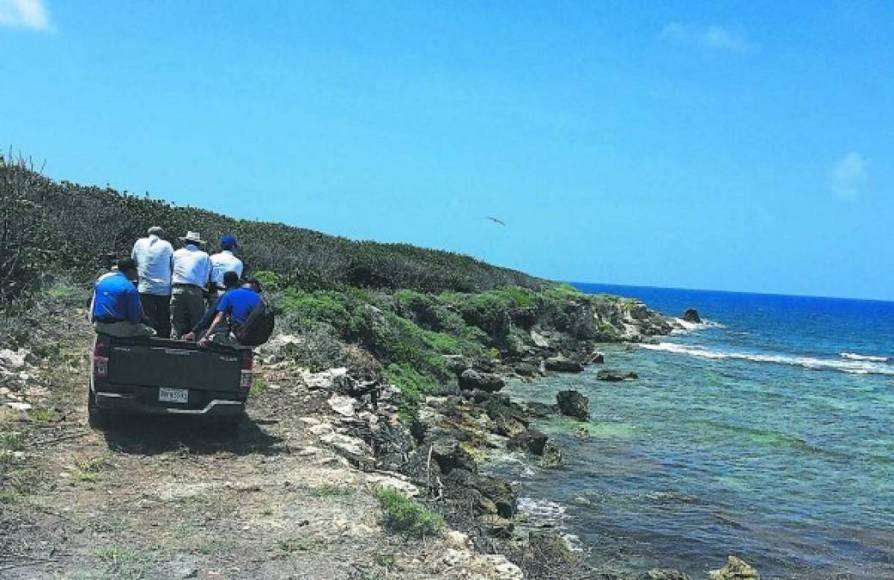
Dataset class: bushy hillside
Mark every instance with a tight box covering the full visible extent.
[0,158,540,305]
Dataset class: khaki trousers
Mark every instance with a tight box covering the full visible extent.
[171,285,205,338]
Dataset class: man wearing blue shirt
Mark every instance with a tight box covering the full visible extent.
[91,259,155,338]
[198,272,260,348]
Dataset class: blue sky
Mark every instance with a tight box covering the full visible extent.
[2,1,892,300]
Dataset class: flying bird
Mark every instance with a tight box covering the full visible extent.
[486,216,506,226]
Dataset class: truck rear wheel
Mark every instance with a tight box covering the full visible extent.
[215,414,244,433]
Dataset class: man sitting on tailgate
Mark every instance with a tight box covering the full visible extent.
[197,271,260,348]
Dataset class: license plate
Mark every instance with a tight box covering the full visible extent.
[158,387,188,404]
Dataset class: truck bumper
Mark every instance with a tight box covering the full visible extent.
[94,390,246,416]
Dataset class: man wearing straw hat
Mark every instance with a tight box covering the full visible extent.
[170,231,211,338]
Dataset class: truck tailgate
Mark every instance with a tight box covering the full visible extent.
[108,340,244,392]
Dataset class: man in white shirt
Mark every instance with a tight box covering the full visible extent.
[170,231,211,338]
[210,234,244,298]
[131,226,174,337]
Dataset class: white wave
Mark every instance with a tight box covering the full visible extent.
[640,342,894,376]
[840,352,889,363]
[671,318,726,334]
[517,497,567,519]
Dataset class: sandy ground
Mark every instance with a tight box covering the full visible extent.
[0,317,522,580]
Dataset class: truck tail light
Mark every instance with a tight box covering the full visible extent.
[93,339,109,379]
[240,350,253,389]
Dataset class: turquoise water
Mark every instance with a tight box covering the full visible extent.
[498,284,894,578]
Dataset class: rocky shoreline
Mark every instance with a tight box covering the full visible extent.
[257,296,751,578]
[256,297,763,579]
[0,285,761,578]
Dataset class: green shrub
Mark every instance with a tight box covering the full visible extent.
[0,431,24,451]
[249,378,268,398]
[374,487,444,537]
[252,270,281,292]
[385,363,438,422]
[27,408,59,423]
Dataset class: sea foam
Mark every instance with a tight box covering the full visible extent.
[640,342,894,376]
[840,352,889,363]
[671,318,726,334]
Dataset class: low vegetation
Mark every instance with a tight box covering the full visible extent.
[0,157,540,309]
[0,158,644,425]
[374,487,445,538]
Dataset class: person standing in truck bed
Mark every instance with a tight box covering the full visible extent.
[170,231,211,338]
[131,226,174,338]
[91,258,155,338]
[209,234,243,301]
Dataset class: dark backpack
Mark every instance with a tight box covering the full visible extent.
[234,296,275,347]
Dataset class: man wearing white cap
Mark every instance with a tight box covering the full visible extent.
[131,226,174,337]
[170,231,211,338]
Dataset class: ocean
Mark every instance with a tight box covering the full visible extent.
[496,283,894,578]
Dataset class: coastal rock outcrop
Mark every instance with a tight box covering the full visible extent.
[459,369,505,393]
[708,556,760,580]
[682,308,702,323]
[544,355,584,373]
[556,390,589,421]
[485,397,529,438]
[540,441,563,468]
[507,430,548,455]
[638,570,692,580]
[597,369,638,382]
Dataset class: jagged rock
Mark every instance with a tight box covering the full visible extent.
[589,351,605,364]
[477,495,499,514]
[458,369,505,393]
[708,556,760,580]
[427,436,476,475]
[513,362,540,377]
[443,354,472,376]
[524,401,557,417]
[473,475,516,518]
[556,390,589,420]
[597,369,638,382]
[507,430,547,455]
[638,569,692,580]
[478,514,513,537]
[682,308,701,323]
[544,355,584,373]
[530,330,550,349]
[485,397,528,438]
[319,432,372,465]
[529,530,579,564]
[327,394,356,417]
[0,349,29,370]
[540,441,563,468]
[476,555,524,580]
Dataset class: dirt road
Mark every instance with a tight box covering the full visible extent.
[0,317,521,579]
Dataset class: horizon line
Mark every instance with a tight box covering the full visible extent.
[570,280,894,306]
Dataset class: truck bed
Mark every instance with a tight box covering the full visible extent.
[107,337,247,391]
[90,335,252,419]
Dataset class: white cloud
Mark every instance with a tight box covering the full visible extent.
[0,0,51,31]
[659,22,759,54]
[829,152,868,199]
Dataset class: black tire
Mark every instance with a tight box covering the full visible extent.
[87,385,108,430]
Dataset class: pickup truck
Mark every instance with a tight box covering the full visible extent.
[88,334,254,429]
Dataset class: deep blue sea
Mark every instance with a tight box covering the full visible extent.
[497,283,894,579]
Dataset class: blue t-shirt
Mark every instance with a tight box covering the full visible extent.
[215,287,261,327]
[93,272,142,323]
